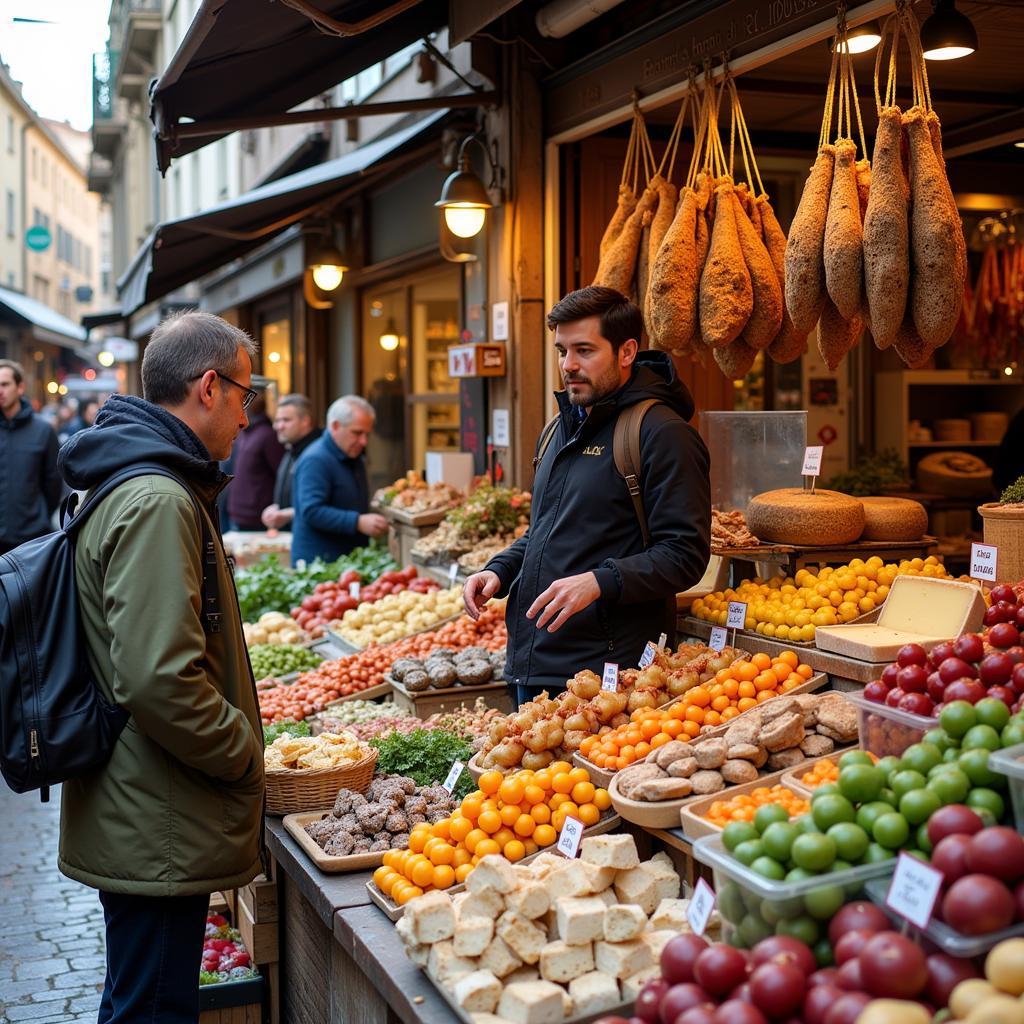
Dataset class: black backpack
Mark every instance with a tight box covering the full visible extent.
[0,463,222,800]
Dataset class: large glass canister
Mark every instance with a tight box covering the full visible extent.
[699,411,808,511]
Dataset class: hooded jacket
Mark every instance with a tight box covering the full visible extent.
[485,352,711,694]
[0,398,61,551]
[56,395,264,896]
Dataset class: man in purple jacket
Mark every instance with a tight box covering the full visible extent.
[226,392,284,530]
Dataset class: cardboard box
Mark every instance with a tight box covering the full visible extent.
[426,451,475,492]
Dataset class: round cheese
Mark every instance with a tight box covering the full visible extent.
[746,488,865,546]
[859,496,929,541]
[916,452,993,498]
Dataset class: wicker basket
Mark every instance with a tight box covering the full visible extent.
[265,748,378,815]
[979,503,1024,585]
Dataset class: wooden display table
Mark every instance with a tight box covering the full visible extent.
[384,507,448,567]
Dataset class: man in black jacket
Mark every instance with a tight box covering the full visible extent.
[261,393,321,530]
[463,287,711,704]
[0,359,61,555]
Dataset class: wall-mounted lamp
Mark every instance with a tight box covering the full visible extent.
[435,134,500,239]
[379,318,400,351]
[921,0,977,60]
[310,239,347,291]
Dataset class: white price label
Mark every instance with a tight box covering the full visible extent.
[709,626,728,652]
[442,760,465,795]
[601,663,619,692]
[687,878,716,936]
[970,542,999,583]
[658,632,668,648]
[448,562,459,584]
[802,445,824,476]
[727,602,748,630]
[639,642,656,668]
[885,852,944,929]
[556,816,585,858]
[348,582,360,599]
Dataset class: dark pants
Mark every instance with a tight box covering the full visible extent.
[98,889,209,1024]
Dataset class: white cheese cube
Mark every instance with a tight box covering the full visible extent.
[496,911,548,965]
[561,989,574,1017]
[641,929,678,960]
[461,889,505,921]
[613,866,660,915]
[594,937,653,980]
[622,965,661,999]
[581,834,640,870]
[407,890,456,944]
[550,859,592,897]
[604,904,647,942]
[467,855,518,895]
[640,856,680,904]
[505,882,550,920]
[569,970,621,1016]
[454,915,495,958]
[395,913,417,950]
[479,935,523,979]
[650,898,691,932]
[539,939,594,983]
[497,980,566,1024]
[407,943,430,968]
[555,896,607,946]
[427,940,476,986]
[543,907,558,941]
[469,1016,514,1024]
[453,969,502,1014]
[596,888,617,908]
[581,861,617,892]
[506,965,540,985]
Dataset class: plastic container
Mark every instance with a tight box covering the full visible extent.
[989,743,1024,833]
[863,877,1024,958]
[693,833,895,950]
[844,689,936,759]
[699,411,807,513]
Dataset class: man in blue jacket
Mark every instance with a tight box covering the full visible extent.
[291,394,387,564]
[0,359,61,555]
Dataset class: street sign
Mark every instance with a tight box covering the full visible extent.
[25,225,51,253]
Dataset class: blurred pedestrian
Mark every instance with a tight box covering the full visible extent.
[81,399,100,429]
[261,393,320,531]
[0,359,61,555]
[291,395,386,564]
[226,392,284,531]
[57,310,264,1024]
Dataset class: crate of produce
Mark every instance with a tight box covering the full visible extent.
[198,975,263,1024]
[391,679,514,719]
[693,832,896,952]
[239,875,277,925]
[780,749,877,799]
[677,778,813,840]
[199,910,263,1022]
[988,742,1024,832]
[844,689,935,759]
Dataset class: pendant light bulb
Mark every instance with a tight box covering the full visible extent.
[835,20,882,53]
[921,0,978,60]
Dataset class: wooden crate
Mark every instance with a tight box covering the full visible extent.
[237,893,279,965]
[198,975,263,1024]
[390,680,513,719]
[239,876,278,924]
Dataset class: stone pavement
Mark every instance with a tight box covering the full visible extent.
[0,784,105,1023]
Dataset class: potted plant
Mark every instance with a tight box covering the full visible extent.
[979,476,1024,583]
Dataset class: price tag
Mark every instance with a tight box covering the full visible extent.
[348,582,360,599]
[658,632,668,648]
[601,663,619,692]
[448,562,459,585]
[970,542,999,583]
[295,558,307,571]
[687,877,716,936]
[639,642,656,668]
[885,852,944,929]
[442,760,465,795]
[727,602,748,630]
[709,626,728,652]
[556,816,585,858]
[802,445,824,476]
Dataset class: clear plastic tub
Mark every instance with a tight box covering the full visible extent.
[863,877,1024,958]
[989,743,1024,834]
[693,833,896,951]
[844,689,936,759]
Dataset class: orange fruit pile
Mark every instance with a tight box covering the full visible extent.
[371,763,611,904]
[704,785,809,827]
[578,652,813,770]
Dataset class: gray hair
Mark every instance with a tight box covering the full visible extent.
[278,393,312,419]
[326,395,375,428]
[142,310,257,406]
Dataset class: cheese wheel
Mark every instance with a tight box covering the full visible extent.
[859,496,929,541]
[746,488,865,545]
[916,452,993,499]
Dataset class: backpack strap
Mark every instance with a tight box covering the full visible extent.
[532,414,561,472]
[65,464,222,635]
[612,399,661,549]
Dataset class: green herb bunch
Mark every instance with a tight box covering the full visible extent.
[262,720,311,747]
[1000,476,1024,505]
[825,449,909,497]
[370,728,475,799]
[445,484,530,540]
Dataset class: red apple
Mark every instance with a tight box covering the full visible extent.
[944,679,986,705]
[991,584,1017,605]
[1012,663,1024,696]
[898,664,929,693]
[940,657,977,684]
[899,692,934,716]
[988,623,1021,650]
[980,653,1014,687]
[927,673,947,704]
[1006,646,1024,666]
[898,643,929,668]
[881,664,901,688]
[864,680,891,704]
[953,634,985,664]
[930,641,956,666]
[988,685,1017,709]
[885,688,906,708]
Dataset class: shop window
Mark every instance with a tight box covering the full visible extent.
[259,311,292,407]
[362,286,408,492]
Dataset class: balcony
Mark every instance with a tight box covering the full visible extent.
[87,152,113,196]
[91,50,125,159]
[119,0,161,62]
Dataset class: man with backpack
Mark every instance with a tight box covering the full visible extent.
[55,311,265,1024]
[463,286,712,705]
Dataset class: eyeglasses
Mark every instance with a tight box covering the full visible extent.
[190,370,259,410]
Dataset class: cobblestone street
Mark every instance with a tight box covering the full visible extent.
[0,785,105,1023]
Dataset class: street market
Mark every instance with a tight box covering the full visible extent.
[6,1,1024,1024]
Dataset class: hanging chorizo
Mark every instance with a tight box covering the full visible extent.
[785,146,835,334]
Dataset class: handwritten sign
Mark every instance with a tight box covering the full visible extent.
[886,852,944,929]
[639,643,656,669]
[687,877,716,936]
[348,582,360,600]
[448,562,459,584]
[727,602,748,630]
[556,816,585,858]
[442,761,465,795]
[802,445,824,476]
[709,626,728,652]
[602,663,619,692]
[970,542,999,583]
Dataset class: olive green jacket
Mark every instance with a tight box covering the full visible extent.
[59,474,265,896]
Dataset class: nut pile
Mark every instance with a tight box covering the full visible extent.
[303,775,459,857]
[614,692,858,802]
[393,647,505,691]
